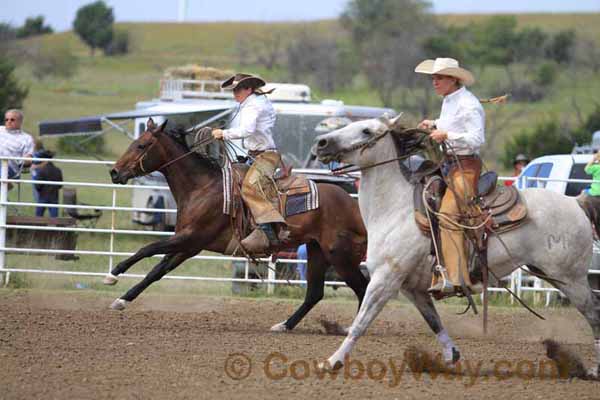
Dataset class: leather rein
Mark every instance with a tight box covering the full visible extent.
[330,127,437,176]
[135,132,215,174]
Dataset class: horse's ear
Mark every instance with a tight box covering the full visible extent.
[389,112,404,130]
[378,113,392,127]
[159,120,168,132]
[146,117,156,131]
[378,112,404,130]
[152,120,168,137]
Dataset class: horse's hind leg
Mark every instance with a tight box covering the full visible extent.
[401,287,460,364]
[110,252,192,310]
[550,274,600,374]
[271,241,327,331]
[103,233,192,285]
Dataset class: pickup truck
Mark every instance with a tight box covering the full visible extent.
[513,153,599,290]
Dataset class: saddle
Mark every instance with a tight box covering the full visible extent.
[414,170,528,296]
[414,171,528,236]
[222,162,319,255]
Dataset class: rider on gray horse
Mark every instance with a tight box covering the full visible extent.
[416,57,485,298]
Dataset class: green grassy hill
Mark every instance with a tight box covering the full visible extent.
[12,13,600,164]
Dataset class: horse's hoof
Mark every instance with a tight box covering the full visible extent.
[270,321,289,332]
[445,347,461,365]
[103,274,119,286]
[587,365,600,379]
[110,298,129,310]
[317,359,343,372]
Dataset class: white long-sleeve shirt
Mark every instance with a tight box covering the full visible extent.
[0,126,35,175]
[223,93,277,152]
[435,86,485,156]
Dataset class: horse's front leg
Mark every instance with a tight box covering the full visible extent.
[103,233,191,285]
[401,287,460,364]
[321,261,402,370]
[110,251,192,310]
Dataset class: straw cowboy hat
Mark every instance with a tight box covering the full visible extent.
[414,57,475,86]
[221,73,266,90]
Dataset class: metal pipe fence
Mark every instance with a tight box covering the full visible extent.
[0,155,598,304]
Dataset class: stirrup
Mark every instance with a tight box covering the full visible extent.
[428,264,457,299]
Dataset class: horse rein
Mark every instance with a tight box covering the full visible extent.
[135,131,216,174]
[330,127,435,176]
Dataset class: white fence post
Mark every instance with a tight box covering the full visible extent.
[267,256,276,294]
[509,270,516,305]
[108,188,117,273]
[0,160,8,285]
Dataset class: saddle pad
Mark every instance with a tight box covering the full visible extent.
[285,180,320,217]
[222,164,233,215]
[223,164,319,217]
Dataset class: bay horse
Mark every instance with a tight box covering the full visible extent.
[314,114,600,374]
[105,121,368,332]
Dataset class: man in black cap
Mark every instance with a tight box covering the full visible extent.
[31,149,63,218]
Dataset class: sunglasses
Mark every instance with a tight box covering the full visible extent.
[5,118,17,122]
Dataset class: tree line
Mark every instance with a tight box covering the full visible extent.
[239,0,600,166]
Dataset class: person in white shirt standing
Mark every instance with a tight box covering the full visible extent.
[415,58,485,298]
[212,73,287,253]
[0,109,35,190]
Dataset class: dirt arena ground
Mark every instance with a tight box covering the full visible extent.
[1,289,599,400]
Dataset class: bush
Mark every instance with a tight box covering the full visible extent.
[545,29,576,64]
[0,22,17,42]
[533,62,558,87]
[73,0,114,55]
[502,120,572,168]
[0,56,28,111]
[286,31,358,93]
[103,29,130,56]
[502,81,546,102]
[16,16,53,38]
[31,44,78,80]
[58,135,105,155]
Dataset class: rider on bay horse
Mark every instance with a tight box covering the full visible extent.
[212,73,288,253]
[416,57,486,298]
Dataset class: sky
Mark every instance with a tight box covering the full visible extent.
[1,0,599,32]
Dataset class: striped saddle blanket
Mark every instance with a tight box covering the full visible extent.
[222,164,319,218]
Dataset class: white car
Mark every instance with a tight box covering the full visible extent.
[514,153,593,196]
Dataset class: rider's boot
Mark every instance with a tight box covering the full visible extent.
[241,223,279,254]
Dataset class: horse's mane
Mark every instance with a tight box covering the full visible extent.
[162,127,221,172]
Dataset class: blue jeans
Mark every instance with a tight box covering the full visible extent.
[296,244,307,287]
[36,197,59,218]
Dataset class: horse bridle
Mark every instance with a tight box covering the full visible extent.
[133,130,215,175]
[331,127,435,175]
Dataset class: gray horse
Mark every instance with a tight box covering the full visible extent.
[315,114,600,374]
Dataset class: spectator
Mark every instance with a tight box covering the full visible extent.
[505,154,529,186]
[0,109,35,190]
[30,140,46,204]
[31,149,63,217]
[296,244,307,287]
[584,152,600,196]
